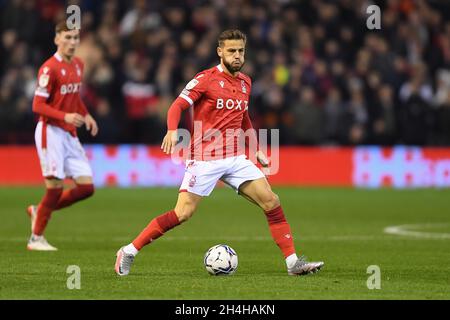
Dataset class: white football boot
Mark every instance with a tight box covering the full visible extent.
[288,255,324,276]
[26,205,37,232]
[27,235,58,251]
[115,246,135,276]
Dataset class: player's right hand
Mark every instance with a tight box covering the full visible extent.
[161,130,177,154]
[64,113,85,127]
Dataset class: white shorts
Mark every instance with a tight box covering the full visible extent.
[179,155,265,196]
[35,122,92,180]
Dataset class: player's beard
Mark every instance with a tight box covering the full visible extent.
[223,59,244,74]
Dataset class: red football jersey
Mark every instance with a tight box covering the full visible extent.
[33,52,88,136]
[179,64,252,160]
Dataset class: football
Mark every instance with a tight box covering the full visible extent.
[204,244,238,275]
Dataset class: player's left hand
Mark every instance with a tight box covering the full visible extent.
[161,130,178,154]
[256,150,269,167]
[84,114,98,137]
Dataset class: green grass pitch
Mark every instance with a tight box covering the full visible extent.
[0,186,449,299]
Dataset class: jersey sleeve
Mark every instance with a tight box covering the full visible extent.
[167,97,191,130]
[34,64,56,99]
[177,72,210,107]
[32,64,66,120]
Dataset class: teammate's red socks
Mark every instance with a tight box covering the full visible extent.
[33,188,63,235]
[33,184,94,235]
[264,205,296,258]
[132,210,180,250]
[55,184,94,210]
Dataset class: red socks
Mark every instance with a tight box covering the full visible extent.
[264,205,296,258]
[33,184,94,235]
[132,210,180,250]
[33,188,63,235]
[55,184,94,210]
[129,206,295,257]
[130,207,294,256]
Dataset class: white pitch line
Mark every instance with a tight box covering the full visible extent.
[3,234,449,243]
[384,223,450,239]
[1,235,384,243]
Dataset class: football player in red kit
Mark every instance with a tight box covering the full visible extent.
[27,21,98,251]
[115,30,323,275]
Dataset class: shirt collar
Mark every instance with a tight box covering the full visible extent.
[54,52,63,62]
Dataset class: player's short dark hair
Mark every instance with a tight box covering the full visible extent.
[55,20,75,34]
[218,29,247,47]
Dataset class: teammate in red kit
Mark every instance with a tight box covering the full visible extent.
[115,30,323,275]
[26,21,98,251]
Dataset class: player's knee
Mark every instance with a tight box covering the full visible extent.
[261,192,280,211]
[175,209,195,223]
[174,203,196,223]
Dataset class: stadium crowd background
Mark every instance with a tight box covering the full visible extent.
[0,0,449,146]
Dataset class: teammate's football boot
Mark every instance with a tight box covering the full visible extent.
[27,235,58,251]
[288,255,324,276]
[26,205,37,232]
[115,246,135,276]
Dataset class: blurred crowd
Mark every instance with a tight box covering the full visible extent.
[1,0,450,145]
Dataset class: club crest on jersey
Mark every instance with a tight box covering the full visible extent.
[241,80,247,93]
[39,74,49,87]
[61,69,66,76]
[185,78,199,90]
[219,81,224,88]
[76,65,81,76]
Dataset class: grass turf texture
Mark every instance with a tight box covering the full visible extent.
[0,187,449,300]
